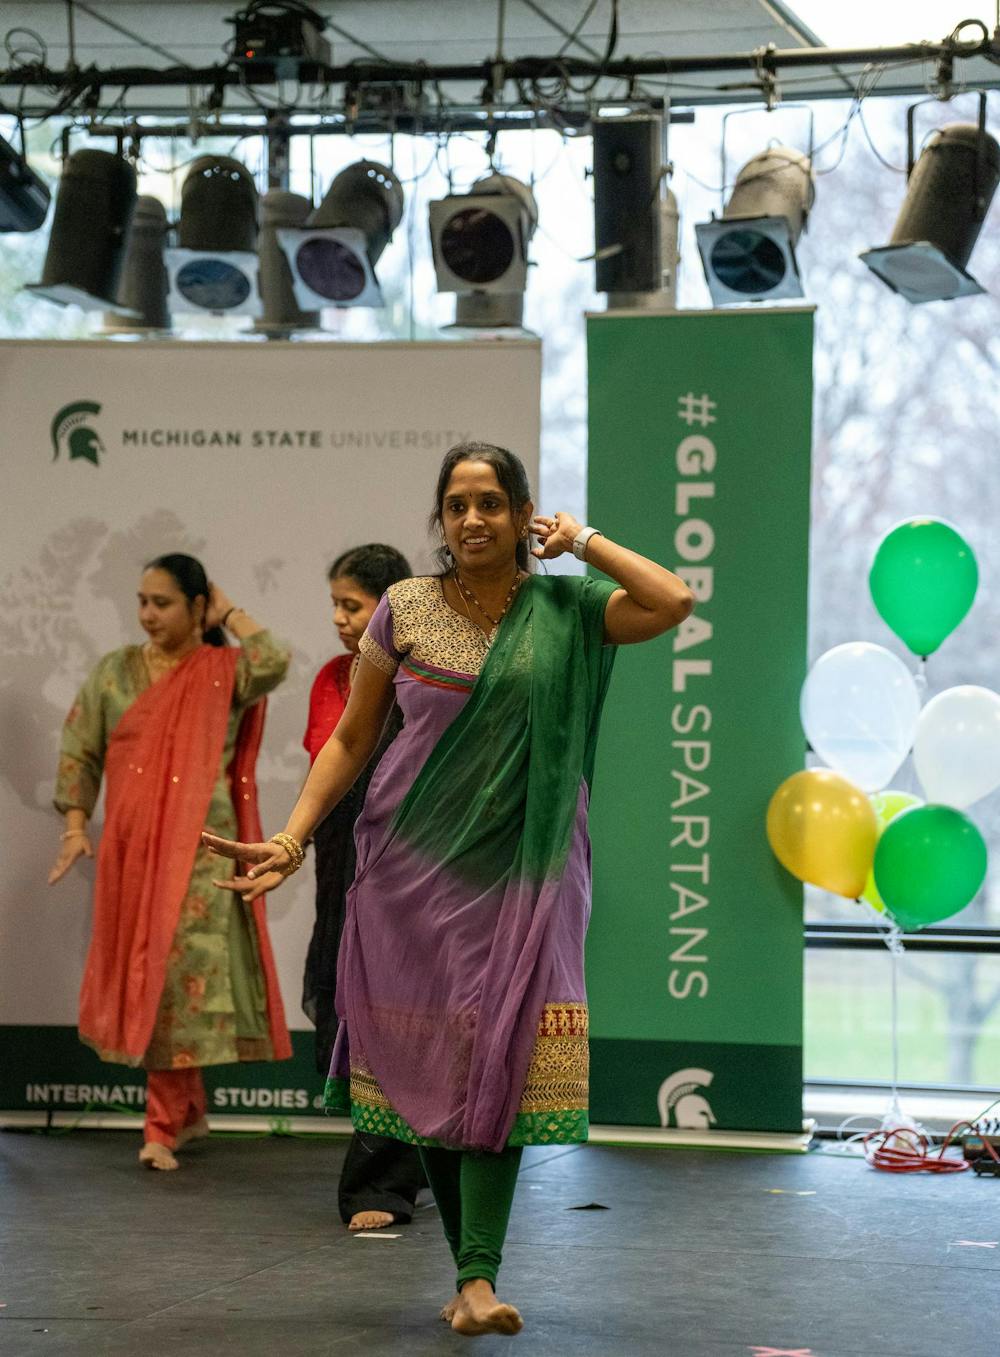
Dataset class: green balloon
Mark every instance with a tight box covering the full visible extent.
[873,804,987,931]
[869,518,978,657]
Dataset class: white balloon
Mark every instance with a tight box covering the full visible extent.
[800,642,921,793]
[914,685,1000,809]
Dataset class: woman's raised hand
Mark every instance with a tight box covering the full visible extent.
[48,832,94,885]
[530,512,582,560]
[201,831,290,878]
[203,583,234,632]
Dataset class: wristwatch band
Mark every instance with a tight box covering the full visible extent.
[572,526,603,561]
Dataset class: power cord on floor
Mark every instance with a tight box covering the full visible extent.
[863,1123,971,1174]
[816,1095,1000,1176]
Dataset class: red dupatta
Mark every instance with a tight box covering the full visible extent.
[78,645,290,1064]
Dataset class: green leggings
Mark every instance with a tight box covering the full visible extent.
[417,1145,523,1290]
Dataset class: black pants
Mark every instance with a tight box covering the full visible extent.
[302,722,423,1224]
[338,1131,426,1224]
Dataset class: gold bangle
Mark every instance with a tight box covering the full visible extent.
[269,831,305,876]
[60,828,88,840]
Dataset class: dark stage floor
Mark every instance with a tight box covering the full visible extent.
[2,1128,999,1356]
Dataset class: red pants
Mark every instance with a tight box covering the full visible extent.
[144,1069,207,1148]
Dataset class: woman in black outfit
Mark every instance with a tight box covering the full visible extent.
[301,544,425,1230]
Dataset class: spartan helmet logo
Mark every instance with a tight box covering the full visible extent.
[657,1068,716,1130]
[51,401,106,466]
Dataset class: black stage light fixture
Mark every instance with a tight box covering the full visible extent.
[278,160,403,308]
[230,1,330,78]
[166,156,261,315]
[103,196,170,334]
[429,173,538,327]
[860,117,1000,304]
[593,114,663,299]
[0,132,50,233]
[27,149,138,311]
[696,146,815,305]
[257,189,319,333]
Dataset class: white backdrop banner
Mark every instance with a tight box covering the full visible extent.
[0,337,541,1121]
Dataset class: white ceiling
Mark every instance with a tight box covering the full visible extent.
[2,0,997,112]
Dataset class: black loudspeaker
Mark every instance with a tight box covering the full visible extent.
[593,115,662,295]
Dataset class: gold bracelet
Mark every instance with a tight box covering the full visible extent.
[269,831,305,876]
[60,828,88,840]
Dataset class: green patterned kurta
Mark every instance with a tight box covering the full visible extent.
[55,635,289,1071]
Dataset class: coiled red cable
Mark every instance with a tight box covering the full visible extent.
[863,1121,1000,1174]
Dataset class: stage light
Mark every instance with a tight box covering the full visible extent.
[257,190,319,333]
[860,121,1000,304]
[429,173,537,327]
[277,160,403,309]
[696,146,814,305]
[27,149,137,311]
[103,196,170,334]
[166,156,261,316]
[0,133,50,233]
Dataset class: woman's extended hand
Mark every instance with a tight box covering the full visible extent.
[201,831,290,878]
[48,833,93,885]
[214,868,285,904]
[530,512,583,560]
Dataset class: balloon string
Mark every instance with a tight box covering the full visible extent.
[890,935,899,1101]
[881,923,908,1131]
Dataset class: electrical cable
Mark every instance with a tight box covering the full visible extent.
[675,55,924,196]
[563,0,620,96]
[818,1095,1000,1172]
[862,1116,1000,1174]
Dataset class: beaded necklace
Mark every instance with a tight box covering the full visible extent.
[453,567,522,638]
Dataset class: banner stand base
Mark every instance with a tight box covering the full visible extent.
[0,1112,355,1135]
[588,1121,815,1153]
[2,1110,815,1152]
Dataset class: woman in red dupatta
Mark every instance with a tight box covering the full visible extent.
[206,445,694,1336]
[49,553,291,1171]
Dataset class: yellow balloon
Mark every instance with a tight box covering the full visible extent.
[766,769,878,899]
[860,790,923,912]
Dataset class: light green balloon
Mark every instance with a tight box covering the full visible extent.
[869,518,978,657]
[861,790,922,913]
[874,804,987,931]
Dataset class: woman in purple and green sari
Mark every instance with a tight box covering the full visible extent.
[205,442,693,1337]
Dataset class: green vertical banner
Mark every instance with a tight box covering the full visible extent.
[586,308,813,1135]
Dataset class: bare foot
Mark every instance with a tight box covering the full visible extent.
[175,1116,210,1149]
[348,1210,396,1232]
[440,1294,461,1323]
[139,1141,179,1171]
[451,1280,523,1337]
